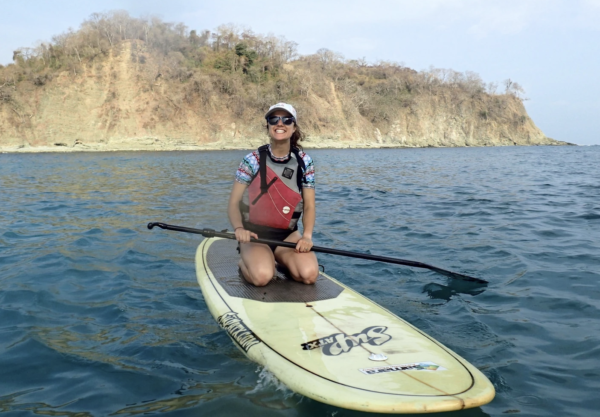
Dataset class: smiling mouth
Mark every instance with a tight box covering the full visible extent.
[275,129,286,133]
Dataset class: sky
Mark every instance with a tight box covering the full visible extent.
[1,0,599,145]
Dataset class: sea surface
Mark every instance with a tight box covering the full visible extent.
[0,146,599,417]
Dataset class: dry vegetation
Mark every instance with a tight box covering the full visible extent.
[0,10,528,134]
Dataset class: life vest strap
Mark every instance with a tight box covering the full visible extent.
[251,176,278,205]
[258,145,269,193]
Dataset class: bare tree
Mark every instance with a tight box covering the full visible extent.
[315,48,342,71]
[504,78,525,98]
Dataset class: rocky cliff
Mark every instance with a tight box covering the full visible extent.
[0,40,567,153]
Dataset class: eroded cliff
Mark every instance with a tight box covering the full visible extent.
[0,40,566,153]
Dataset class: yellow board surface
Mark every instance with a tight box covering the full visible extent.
[196,238,495,414]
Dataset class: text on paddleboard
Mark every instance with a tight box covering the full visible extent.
[301,326,391,356]
[218,312,261,352]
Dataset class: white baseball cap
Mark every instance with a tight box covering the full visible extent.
[265,102,297,122]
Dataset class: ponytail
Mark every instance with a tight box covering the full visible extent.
[290,123,305,151]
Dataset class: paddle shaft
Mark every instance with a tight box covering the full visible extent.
[147,222,487,284]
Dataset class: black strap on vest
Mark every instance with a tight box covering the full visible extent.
[252,145,276,205]
[252,145,306,205]
[258,145,270,195]
[290,146,307,192]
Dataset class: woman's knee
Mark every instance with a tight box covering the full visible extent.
[240,245,276,286]
[298,264,319,285]
[248,265,275,286]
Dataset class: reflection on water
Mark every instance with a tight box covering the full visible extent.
[111,380,249,415]
[422,280,487,302]
[1,147,599,416]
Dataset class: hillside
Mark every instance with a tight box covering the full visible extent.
[0,12,569,152]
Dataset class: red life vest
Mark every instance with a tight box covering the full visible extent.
[241,145,305,231]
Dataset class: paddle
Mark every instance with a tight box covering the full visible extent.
[147,222,488,284]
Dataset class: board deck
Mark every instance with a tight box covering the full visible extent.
[195,238,495,413]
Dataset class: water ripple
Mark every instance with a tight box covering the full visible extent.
[1,147,599,416]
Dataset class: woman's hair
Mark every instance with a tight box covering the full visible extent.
[290,123,305,151]
[266,121,305,151]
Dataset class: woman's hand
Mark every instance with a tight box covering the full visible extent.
[295,236,313,253]
[235,227,258,243]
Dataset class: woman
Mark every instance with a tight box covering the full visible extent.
[227,103,319,287]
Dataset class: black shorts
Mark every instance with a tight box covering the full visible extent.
[240,223,298,253]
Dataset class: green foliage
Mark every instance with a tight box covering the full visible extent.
[235,43,257,66]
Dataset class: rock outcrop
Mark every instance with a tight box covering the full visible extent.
[0,41,568,153]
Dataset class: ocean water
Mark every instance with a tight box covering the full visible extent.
[0,146,598,416]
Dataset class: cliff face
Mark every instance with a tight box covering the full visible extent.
[0,41,564,152]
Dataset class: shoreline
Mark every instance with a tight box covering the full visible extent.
[0,140,574,154]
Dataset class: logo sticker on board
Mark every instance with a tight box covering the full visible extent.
[359,362,446,375]
[282,167,294,179]
[218,312,261,352]
[301,326,391,356]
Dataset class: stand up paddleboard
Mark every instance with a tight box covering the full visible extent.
[196,238,495,413]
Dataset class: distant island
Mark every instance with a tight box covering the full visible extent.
[0,11,572,153]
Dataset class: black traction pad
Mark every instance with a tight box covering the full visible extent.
[205,239,344,303]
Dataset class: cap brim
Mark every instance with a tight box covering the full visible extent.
[265,108,294,118]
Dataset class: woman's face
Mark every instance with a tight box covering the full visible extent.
[268,110,296,143]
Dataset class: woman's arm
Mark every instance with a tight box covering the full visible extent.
[296,187,316,252]
[228,181,257,242]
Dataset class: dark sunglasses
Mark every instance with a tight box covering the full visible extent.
[266,116,295,126]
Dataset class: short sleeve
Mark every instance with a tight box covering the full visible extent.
[235,151,260,186]
[300,152,315,189]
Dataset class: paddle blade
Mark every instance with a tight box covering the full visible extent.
[428,266,488,285]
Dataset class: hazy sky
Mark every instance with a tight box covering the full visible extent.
[1,0,599,145]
